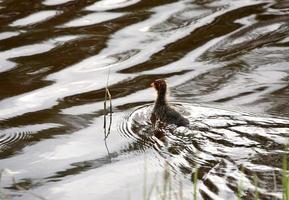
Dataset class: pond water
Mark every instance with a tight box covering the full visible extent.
[0,0,289,199]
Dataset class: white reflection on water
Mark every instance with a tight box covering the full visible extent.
[10,10,60,27]
[60,12,125,28]
[0,43,55,59]
[0,0,289,199]
[0,123,62,136]
[0,32,20,40]
[0,43,54,73]
[0,0,262,120]
[0,114,137,186]
[0,72,130,119]
[0,35,81,73]
[0,123,63,152]
[17,152,170,200]
[231,23,284,45]
[43,0,73,6]
[86,0,140,11]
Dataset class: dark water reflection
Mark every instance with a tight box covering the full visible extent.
[0,0,289,199]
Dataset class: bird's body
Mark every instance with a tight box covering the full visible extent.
[150,79,189,127]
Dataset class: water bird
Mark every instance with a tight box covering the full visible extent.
[150,79,189,127]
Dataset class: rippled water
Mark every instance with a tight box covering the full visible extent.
[0,0,289,199]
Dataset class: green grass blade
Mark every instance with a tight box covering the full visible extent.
[254,174,259,200]
[193,167,198,200]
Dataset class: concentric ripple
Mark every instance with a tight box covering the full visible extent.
[120,103,289,199]
[0,123,62,153]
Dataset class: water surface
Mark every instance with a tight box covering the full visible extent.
[0,0,289,199]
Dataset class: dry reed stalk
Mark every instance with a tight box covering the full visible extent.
[103,67,112,140]
[104,88,112,140]
[103,68,112,162]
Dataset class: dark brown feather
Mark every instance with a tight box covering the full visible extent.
[151,79,189,127]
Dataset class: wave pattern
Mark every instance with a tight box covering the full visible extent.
[122,104,289,199]
[0,0,289,199]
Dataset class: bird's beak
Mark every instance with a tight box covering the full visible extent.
[150,82,155,87]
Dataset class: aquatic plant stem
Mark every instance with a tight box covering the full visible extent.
[283,149,289,200]
[103,68,112,161]
[254,174,259,200]
[193,167,198,200]
[104,88,112,139]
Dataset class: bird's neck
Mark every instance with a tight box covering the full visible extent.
[155,89,167,106]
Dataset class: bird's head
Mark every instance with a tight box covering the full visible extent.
[151,79,167,93]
